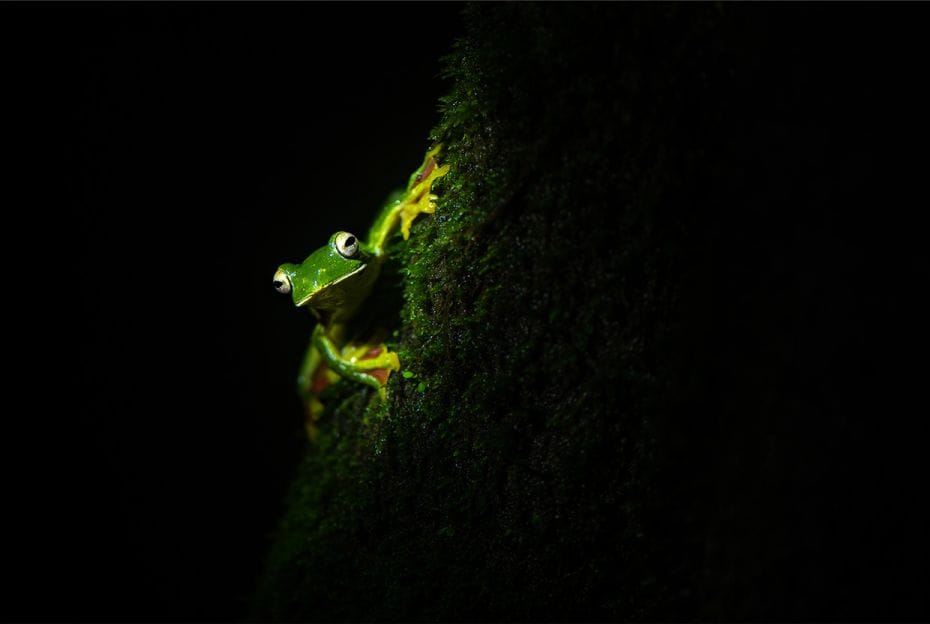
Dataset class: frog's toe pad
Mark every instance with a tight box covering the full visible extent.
[359,346,401,382]
[400,203,431,239]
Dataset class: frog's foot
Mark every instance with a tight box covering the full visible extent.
[399,191,441,240]
[353,345,401,386]
[399,152,450,240]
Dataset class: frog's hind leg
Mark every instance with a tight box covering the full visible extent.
[297,338,339,442]
[312,324,400,390]
[305,397,324,442]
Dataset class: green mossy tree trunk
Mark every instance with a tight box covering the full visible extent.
[254,6,713,618]
[254,4,924,620]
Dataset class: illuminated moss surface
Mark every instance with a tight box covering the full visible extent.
[253,4,925,620]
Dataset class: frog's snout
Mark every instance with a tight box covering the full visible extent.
[273,267,292,295]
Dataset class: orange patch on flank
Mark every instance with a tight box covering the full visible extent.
[359,346,390,385]
[417,157,436,183]
[360,346,383,360]
[367,368,390,385]
[311,364,332,394]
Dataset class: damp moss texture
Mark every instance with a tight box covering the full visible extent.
[253,3,905,620]
[252,5,716,619]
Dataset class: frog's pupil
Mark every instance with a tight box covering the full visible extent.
[345,236,356,247]
[273,280,282,289]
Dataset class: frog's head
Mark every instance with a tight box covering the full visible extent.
[273,231,377,324]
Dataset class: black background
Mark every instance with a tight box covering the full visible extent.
[4,4,463,620]
[4,3,930,621]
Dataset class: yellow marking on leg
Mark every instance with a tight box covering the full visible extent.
[400,163,450,239]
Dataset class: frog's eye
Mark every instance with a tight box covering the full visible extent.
[272,268,291,294]
[334,231,359,258]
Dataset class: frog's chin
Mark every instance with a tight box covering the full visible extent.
[294,264,367,308]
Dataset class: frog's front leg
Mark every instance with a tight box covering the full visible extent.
[398,146,450,240]
[311,324,400,390]
[367,144,451,252]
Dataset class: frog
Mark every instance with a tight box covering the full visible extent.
[272,144,449,438]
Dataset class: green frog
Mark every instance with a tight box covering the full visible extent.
[273,145,449,438]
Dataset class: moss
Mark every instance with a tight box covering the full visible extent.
[254,4,726,620]
[251,3,930,620]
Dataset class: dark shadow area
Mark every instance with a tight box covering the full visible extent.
[2,4,463,620]
[3,3,929,621]
[252,5,930,620]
